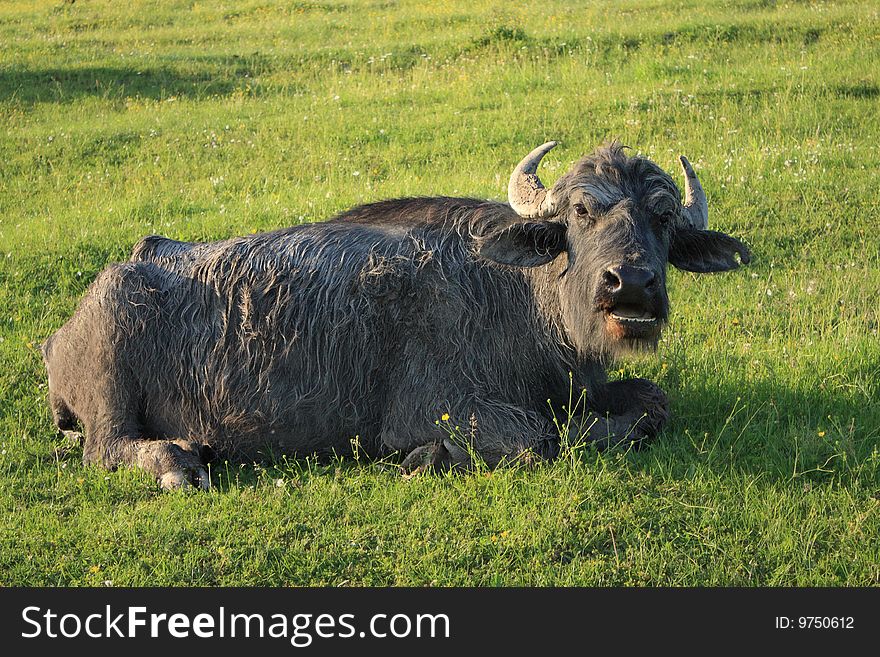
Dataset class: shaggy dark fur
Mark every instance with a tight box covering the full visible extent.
[42,144,751,488]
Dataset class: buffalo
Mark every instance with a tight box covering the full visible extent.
[43,142,751,489]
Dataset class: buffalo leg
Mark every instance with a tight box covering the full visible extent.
[83,432,211,491]
[49,359,210,490]
[570,378,669,449]
[44,263,210,491]
[73,380,210,492]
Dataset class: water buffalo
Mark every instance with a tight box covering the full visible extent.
[42,142,750,489]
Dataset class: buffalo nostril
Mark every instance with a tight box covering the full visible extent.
[602,269,621,291]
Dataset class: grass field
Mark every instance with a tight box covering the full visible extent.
[1,0,878,586]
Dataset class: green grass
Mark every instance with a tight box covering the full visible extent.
[1,0,878,586]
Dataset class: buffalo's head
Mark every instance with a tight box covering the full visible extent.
[479,142,751,357]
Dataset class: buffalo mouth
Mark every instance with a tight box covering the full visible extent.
[602,302,661,339]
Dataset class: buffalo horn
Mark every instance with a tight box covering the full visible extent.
[678,155,709,230]
[508,141,559,219]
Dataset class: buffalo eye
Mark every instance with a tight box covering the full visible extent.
[573,203,588,216]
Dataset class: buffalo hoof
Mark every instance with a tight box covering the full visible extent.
[61,429,85,445]
[53,430,84,460]
[400,441,470,476]
[135,439,210,491]
[571,412,656,450]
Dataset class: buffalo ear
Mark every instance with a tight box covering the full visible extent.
[669,228,752,273]
[477,221,567,268]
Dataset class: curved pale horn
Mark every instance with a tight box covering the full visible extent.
[678,155,708,230]
[508,141,559,219]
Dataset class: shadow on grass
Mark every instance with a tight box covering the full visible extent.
[0,66,241,104]
[638,371,880,484]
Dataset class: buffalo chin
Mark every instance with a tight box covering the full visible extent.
[602,312,663,353]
